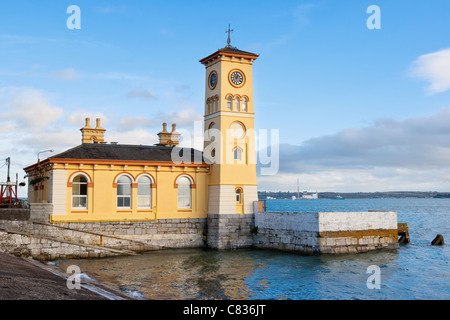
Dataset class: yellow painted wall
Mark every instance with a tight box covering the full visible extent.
[33,162,209,223]
[203,54,258,188]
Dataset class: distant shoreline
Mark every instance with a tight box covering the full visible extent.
[258,191,450,200]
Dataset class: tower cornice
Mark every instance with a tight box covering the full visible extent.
[200,48,259,66]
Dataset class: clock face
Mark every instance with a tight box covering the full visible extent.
[230,70,244,86]
[209,71,217,89]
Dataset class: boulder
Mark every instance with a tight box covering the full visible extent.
[431,234,444,245]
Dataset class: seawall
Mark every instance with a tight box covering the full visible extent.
[0,203,399,261]
[0,204,206,261]
[254,210,399,254]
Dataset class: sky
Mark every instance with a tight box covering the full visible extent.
[1,0,450,196]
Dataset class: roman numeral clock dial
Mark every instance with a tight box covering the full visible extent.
[229,70,245,87]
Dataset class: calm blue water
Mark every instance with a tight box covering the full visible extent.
[53,198,449,300]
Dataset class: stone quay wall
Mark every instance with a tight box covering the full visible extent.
[207,213,255,250]
[1,204,207,261]
[0,218,206,261]
[254,210,399,255]
[1,203,400,261]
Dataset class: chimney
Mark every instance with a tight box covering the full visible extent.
[170,124,181,147]
[84,118,92,129]
[156,123,181,147]
[95,118,104,130]
[157,123,172,146]
[81,117,106,144]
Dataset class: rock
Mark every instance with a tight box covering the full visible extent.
[431,234,444,245]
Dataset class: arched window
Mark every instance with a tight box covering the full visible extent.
[117,176,132,209]
[72,175,88,209]
[208,122,217,141]
[234,148,242,161]
[242,97,248,112]
[234,97,240,111]
[177,176,192,209]
[236,188,242,204]
[137,176,152,209]
[214,98,219,112]
[227,96,232,111]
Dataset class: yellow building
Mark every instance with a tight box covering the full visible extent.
[24,40,259,238]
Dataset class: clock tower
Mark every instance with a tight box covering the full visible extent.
[200,29,259,249]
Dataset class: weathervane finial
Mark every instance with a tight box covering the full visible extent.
[226,24,234,48]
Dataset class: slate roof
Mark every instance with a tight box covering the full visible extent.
[49,143,205,164]
[199,46,259,64]
[218,46,257,56]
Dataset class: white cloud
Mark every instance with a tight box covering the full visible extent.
[0,86,64,130]
[49,68,80,80]
[412,48,450,94]
[258,107,450,192]
[89,72,149,81]
[117,109,203,131]
[107,129,158,146]
[66,111,109,127]
[127,88,157,100]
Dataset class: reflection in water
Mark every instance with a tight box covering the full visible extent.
[51,199,450,300]
[55,248,260,300]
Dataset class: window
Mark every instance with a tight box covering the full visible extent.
[227,96,232,111]
[177,176,192,209]
[234,148,242,161]
[137,176,152,209]
[234,97,240,111]
[236,188,242,204]
[72,175,88,209]
[214,98,218,112]
[242,98,248,112]
[208,122,217,141]
[117,176,132,208]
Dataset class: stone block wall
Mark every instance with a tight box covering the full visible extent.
[0,208,30,221]
[254,211,399,255]
[55,219,207,250]
[0,229,122,261]
[207,214,255,249]
[0,218,206,261]
[29,203,53,222]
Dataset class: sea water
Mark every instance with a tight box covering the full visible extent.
[53,198,450,300]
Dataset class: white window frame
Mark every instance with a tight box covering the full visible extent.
[137,175,152,209]
[177,176,193,209]
[71,174,88,209]
[117,175,132,209]
[234,97,240,111]
[242,97,248,112]
[227,96,232,111]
